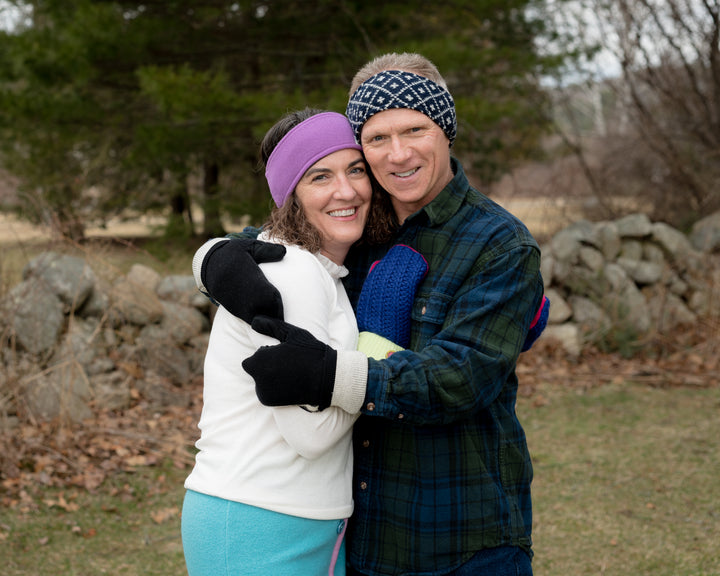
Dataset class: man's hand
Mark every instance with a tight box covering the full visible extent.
[242,316,337,410]
[202,238,286,323]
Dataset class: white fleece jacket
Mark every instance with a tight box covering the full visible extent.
[185,236,360,520]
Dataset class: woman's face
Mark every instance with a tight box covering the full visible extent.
[294,148,372,264]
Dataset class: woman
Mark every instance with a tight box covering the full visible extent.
[181,109,393,575]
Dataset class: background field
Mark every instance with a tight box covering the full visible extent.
[2,353,718,575]
[1,218,718,576]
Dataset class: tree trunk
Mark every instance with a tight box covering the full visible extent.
[166,179,194,238]
[201,160,225,238]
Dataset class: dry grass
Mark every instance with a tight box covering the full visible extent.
[0,221,201,293]
[1,461,187,576]
[522,381,720,576]
[0,192,571,286]
[2,381,717,575]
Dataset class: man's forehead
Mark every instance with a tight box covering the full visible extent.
[362,108,434,133]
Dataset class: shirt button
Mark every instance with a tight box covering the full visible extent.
[366,402,375,411]
[362,440,370,448]
[359,481,368,490]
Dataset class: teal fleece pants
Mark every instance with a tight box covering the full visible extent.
[181,490,347,576]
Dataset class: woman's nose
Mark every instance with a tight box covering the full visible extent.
[333,175,358,199]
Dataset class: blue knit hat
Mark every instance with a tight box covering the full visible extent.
[346,70,457,146]
[356,244,428,348]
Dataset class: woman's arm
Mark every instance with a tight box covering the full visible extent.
[248,247,358,458]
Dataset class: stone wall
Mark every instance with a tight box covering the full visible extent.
[1,210,719,424]
[540,211,720,356]
[1,254,211,425]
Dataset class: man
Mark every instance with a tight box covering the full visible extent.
[194,53,544,576]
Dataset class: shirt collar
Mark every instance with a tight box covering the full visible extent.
[258,230,349,280]
[316,253,349,279]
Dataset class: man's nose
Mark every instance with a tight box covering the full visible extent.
[387,136,411,163]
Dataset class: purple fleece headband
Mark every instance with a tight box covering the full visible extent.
[346,70,457,145]
[265,112,362,207]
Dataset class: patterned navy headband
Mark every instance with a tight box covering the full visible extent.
[346,69,457,146]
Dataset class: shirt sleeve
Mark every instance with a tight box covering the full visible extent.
[271,405,359,460]
[192,237,228,294]
[248,248,358,457]
[363,240,543,426]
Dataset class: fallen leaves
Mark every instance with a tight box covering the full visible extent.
[518,322,720,397]
[0,380,203,503]
[43,492,79,512]
[150,506,180,525]
[71,525,97,538]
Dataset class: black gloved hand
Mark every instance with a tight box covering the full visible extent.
[203,238,286,323]
[242,316,337,410]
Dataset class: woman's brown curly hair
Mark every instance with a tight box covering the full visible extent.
[261,108,396,252]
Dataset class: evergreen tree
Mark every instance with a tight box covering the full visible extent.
[0,0,570,238]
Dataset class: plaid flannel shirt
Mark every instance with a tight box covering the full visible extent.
[341,158,543,575]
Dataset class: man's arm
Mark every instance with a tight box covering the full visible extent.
[191,231,286,323]
[243,243,429,415]
[244,243,545,421]
[361,242,544,425]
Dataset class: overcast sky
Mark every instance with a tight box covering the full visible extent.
[0,2,21,31]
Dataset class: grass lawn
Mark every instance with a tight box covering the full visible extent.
[2,381,718,575]
[523,381,720,576]
[1,462,187,575]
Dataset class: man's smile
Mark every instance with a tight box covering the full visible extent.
[393,168,419,178]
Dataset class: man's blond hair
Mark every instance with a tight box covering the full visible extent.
[349,52,448,96]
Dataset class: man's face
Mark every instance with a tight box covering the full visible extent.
[360,108,453,223]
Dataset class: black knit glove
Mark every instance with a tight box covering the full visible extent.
[202,238,286,323]
[242,316,337,410]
